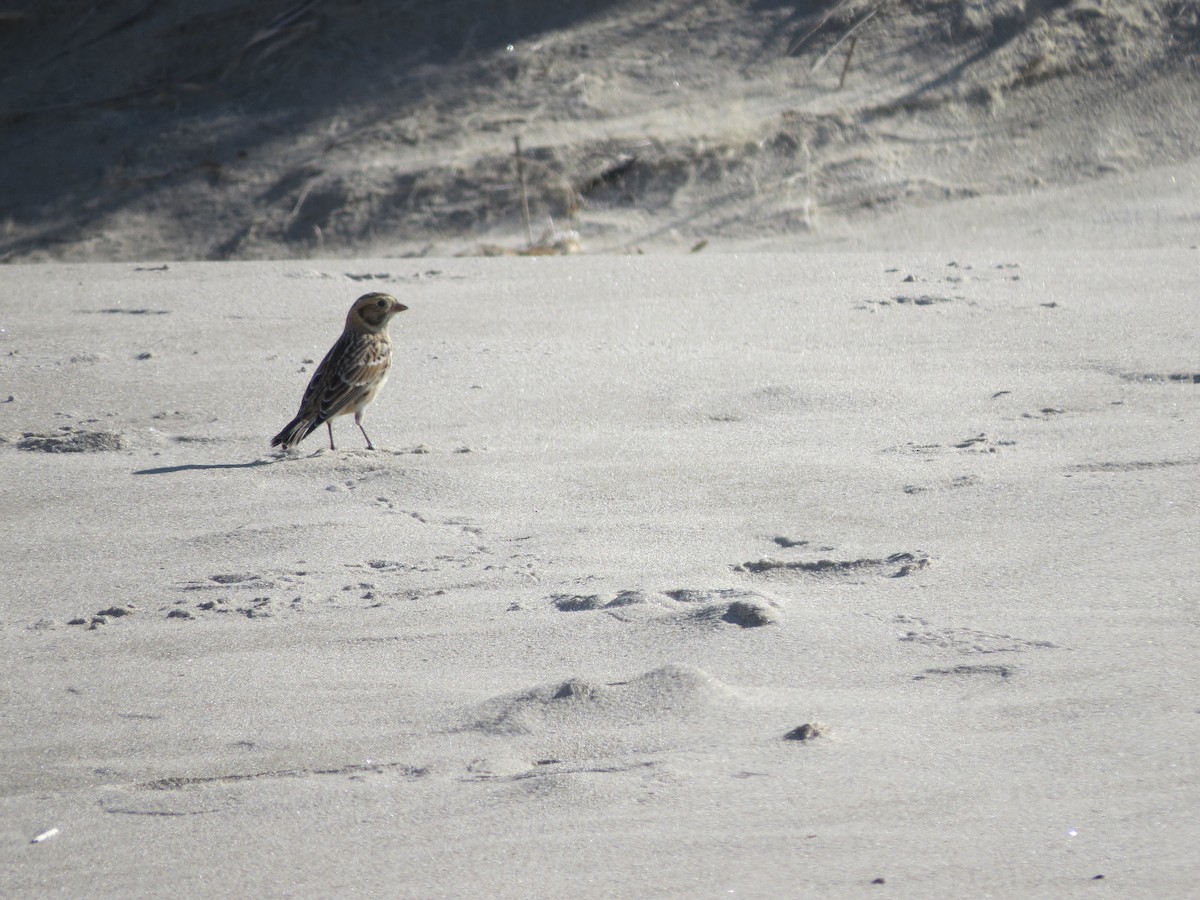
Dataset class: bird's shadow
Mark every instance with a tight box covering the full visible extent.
[132,446,406,474]
[133,459,277,475]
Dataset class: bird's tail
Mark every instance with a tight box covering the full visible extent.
[271,415,319,450]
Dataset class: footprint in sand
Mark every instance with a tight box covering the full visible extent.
[735,551,929,580]
[662,589,781,627]
[890,614,1059,655]
[883,434,1014,455]
[914,664,1016,681]
[66,604,137,629]
[903,474,980,494]
[16,426,127,452]
[99,762,425,817]
[1115,370,1200,384]
[1069,457,1200,474]
[549,587,780,628]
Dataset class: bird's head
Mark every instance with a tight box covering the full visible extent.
[348,292,408,330]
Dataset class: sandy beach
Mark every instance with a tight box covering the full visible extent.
[2,241,1198,896]
[2,2,1199,897]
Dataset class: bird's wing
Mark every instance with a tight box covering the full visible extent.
[300,332,391,423]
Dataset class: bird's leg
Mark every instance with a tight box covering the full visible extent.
[357,424,375,450]
[326,421,336,450]
[355,411,375,450]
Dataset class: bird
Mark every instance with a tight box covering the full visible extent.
[272,292,408,451]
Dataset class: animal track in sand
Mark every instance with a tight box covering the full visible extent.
[914,664,1016,681]
[178,572,278,591]
[60,512,506,630]
[1069,457,1200,473]
[903,474,980,494]
[662,589,781,627]
[736,552,929,580]
[550,590,647,612]
[783,722,829,741]
[549,587,781,627]
[860,261,1023,310]
[99,762,426,816]
[144,761,426,790]
[58,572,297,628]
[155,566,406,623]
[66,604,138,629]
[1020,406,1066,419]
[863,293,958,308]
[950,433,1015,452]
[770,536,832,549]
[15,425,127,452]
[883,433,1015,455]
[464,757,658,783]
[149,528,508,626]
[1115,371,1200,384]
[890,614,1058,655]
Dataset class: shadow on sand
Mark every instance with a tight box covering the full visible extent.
[133,459,276,475]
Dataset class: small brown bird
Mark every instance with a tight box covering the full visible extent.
[272,292,408,451]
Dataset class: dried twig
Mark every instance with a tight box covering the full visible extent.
[47,0,165,65]
[222,0,322,78]
[812,8,876,74]
[785,0,857,57]
[838,35,859,89]
[803,141,813,230]
[509,145,582,223]
[0,80,194,125]
[514,136,533,246]
[579,154,637,196]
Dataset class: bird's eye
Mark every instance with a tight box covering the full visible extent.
[377,298,386,307]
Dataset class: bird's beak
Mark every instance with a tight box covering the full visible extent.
[393,300,409,313]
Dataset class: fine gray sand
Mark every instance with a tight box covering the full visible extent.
[2,1,1200,897]
[2,232,1198,896]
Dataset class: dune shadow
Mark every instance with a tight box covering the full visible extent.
[0,0,626,260]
